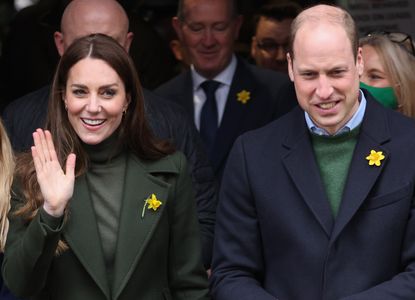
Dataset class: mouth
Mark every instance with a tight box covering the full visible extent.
[316,101,339,110]
[81,118,106,126]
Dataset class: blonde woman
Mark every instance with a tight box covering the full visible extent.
[0,119,18,300]
[360,32,415,117]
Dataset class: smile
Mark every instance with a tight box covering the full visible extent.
[82,118,106,126]
[317,102,338,110]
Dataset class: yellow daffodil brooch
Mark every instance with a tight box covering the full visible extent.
[141,194,162,218]
[366,150,385,167]
[237,90,251,104]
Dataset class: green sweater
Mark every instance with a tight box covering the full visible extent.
[311,128,360,217]
[84,135,127,293]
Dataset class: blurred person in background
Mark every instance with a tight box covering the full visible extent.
[250,1,302,73]
[360,31,415,117]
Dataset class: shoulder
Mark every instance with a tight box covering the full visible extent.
[129,151,188,176]
[144,89,188,118]
[154,72,190,96]
[3,86,50,116]
[237,58,289,86]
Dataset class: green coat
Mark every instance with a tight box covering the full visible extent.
[2,152,210,300]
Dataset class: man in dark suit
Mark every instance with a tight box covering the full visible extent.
[155,0,296,179]
[2,0,216,270]
[211,4,415,300]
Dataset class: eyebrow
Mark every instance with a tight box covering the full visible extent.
[70,83,120,89]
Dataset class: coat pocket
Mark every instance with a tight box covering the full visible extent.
[360,183,412,210]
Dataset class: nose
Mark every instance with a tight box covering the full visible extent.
[316,76,334,99]
[201,28,216,47]
[86,94,101,113]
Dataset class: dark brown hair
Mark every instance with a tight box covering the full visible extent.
[16,34,174,224]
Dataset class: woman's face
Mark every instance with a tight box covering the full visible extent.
[360,44,391,87]
[64,57,129,145]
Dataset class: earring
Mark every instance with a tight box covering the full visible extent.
[64,103,68,111]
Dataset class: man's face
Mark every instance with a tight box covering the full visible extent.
[288,23,363,135]
[173,0,242,79]
[251,17,293,73]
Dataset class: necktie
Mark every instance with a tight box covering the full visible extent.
[200,80,220,156]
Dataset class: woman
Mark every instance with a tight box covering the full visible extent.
[2,34,209,300]
[0,119,19,300]
[360,32,415,117]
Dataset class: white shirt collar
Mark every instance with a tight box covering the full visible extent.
[191,55,237,90]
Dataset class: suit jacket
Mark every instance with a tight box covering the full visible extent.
[3,152,210,300]
[211,91,415,300]
[155,58,297,179]
[2,86,217,267]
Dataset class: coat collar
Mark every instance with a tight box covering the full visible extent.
[63,153,178,299]
[282,92,391,239]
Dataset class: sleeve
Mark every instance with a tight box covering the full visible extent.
[168,153,210,300]
[340,194,415,300]
[1,185,64,298]
[175,116,217,268]
[210,137,277,300]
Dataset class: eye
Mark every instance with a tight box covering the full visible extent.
[368,73,384,80]
[187,23,204,33]
[300,71,317,79]
[330,69,346,78]
[213,23,228,32]
[72,88,87,97]
[101,88,117,98]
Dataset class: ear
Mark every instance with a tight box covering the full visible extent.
[54,31,65,57]
[356,47,364,76]
[124,32,134,52]
[251,36,257,58]
[287,52,294,82]
[170,39,184,61]
[172,17,183,41]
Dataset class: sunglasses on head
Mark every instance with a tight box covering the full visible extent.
[366,31,415,56]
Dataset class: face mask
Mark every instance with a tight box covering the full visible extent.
[359,82,398,110]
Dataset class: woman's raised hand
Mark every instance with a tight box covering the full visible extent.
[31,129,76,217]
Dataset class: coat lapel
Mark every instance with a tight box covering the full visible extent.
[63,175,110,299]
[282,108,334,237]
[211,60,257,173]
[112,154,178,299]
[331,95,391,242]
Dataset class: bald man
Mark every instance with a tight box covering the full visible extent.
[0,0,175,108]
[3,0,216,269]
[211,4,415,299]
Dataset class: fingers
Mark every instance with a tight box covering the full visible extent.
[45,130,58,162]
[33,129,55,163]
[65,153,76,180]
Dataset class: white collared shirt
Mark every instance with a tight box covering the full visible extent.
[305,90,367,136]
[191,55,237,130]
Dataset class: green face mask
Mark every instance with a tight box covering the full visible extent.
[360,82,398,110]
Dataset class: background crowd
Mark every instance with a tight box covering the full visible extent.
[0,0,414,299]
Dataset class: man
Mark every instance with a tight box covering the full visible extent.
[3,0,216,269]
[155,0,296,179]
[0,0,176,110]
[250,1,302,73]
[211,4,415,299]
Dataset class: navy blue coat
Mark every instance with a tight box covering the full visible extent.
[211,91,415,299]
[155,58,297,179]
